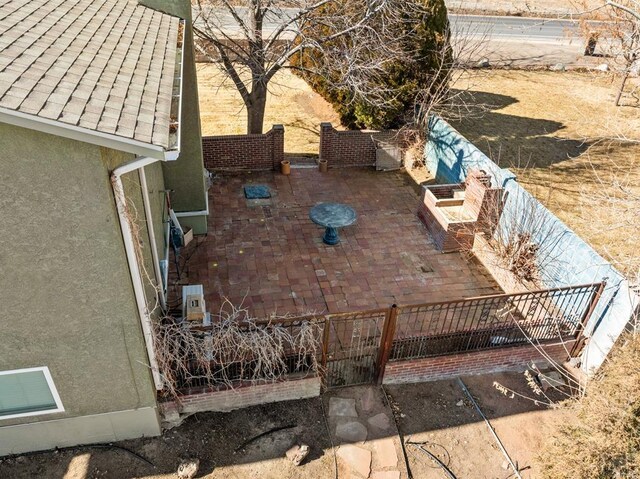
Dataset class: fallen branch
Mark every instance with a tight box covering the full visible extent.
[234,424,297,452]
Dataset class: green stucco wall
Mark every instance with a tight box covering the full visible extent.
[144,162,169,270]
[138,0,191,19]
[141,0,209,234]
[0,124,157,428]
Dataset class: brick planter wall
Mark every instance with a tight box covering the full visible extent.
[160,376,321,419]
[382,340,574,385]
[202,124,284,171]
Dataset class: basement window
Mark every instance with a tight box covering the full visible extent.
[0,367,64,420]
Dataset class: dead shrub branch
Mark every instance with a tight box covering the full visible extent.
[153,300,323,399]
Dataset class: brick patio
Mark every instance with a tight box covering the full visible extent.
[178,168,501,319]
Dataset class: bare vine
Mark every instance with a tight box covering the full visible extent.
[153,300,323,399]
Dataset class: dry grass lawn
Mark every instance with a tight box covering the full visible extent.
[197,63,639,274]
[452,70,640,274]
[197,63,340,155]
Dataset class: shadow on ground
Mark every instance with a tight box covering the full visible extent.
[385,370,568,478]
[451,90,591,169]
[0,397,333,479]
[0,371,568,479]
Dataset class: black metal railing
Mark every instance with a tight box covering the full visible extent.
[389,283,603,361]
[168,282,604,393]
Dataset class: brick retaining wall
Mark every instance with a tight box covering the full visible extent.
[202,124,284,171]
[160,376,321,418]
[383,341,574,385]
[158,342,572,421]
[319,123,410,168]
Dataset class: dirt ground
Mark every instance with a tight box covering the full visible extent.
[0,398,334,479]
[452,69,640,274]
[197,64,341,155]
[1,371,570,479]
[386,370,569,479]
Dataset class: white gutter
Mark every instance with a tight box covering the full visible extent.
[139,167,167,310]
[170,20,185,157]
[0,106,169,160]
[112,157,164,390]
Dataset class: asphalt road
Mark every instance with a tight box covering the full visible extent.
[196,8,602,66]
[451,14,582,44]
[198,7,585,43]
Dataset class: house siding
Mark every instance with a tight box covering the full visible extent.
[0,123,160,454]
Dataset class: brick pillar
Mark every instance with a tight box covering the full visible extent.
[271,124,285,171]
[319,122,334,165]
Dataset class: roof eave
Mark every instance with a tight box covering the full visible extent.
[165,19,186,162]
[0,106,170,160]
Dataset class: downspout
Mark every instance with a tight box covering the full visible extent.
[111,156,164,390]
[139,167,167,310]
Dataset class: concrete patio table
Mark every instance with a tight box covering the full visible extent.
[309,202,357,245]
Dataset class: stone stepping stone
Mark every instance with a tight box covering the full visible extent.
[370,471,400,479]
[361,387,376,413]
[329,397,358,417]
[337,445,371,478]
[336,420,368,442]
[373,438,398,468]
[367,412,392,431]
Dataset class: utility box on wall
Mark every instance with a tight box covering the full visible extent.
[182,284,205,322]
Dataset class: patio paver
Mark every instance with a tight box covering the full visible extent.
[178,168,501,318]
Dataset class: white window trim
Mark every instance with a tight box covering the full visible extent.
[0,366,65,420]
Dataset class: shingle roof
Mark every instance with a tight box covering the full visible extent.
[0,0,181,150]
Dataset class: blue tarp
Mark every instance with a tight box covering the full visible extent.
[424,115,636,372]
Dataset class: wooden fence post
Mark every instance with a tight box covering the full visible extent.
[376,304,399,384]
[571,281,607,357]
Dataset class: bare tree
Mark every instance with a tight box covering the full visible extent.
[193,0,392,134]
[580,1,640,105]
[580,157,640,284]
[411,19,492,129]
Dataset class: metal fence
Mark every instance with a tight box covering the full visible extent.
[171,282,604,393]
[389,283,603,362]
[322,309,387,388]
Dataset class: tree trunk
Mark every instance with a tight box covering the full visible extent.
[246,82,267,134]
[615,72,629,106]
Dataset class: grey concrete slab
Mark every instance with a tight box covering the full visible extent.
[368,412,392,431]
